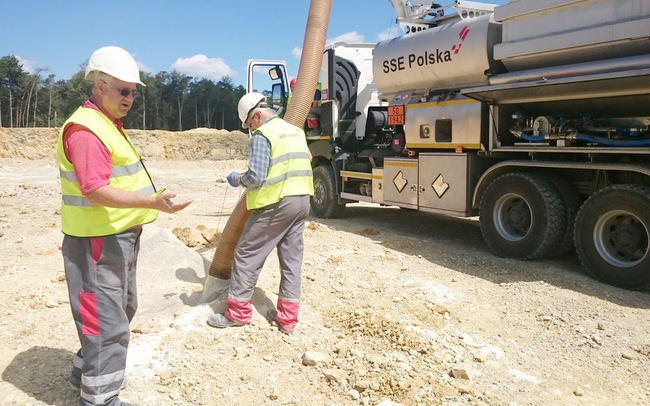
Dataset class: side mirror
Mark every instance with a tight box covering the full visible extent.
[270,82,286,117]
[268,67,281,81]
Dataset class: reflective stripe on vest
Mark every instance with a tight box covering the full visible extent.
[246,117,314,210]
[56,106,158,237]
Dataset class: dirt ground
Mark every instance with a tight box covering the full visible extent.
[0,127,649,406]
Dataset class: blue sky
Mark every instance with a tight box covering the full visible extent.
[1,0,508,86]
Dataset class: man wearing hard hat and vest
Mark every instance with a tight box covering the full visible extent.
[57,46,191,406]
[207,92,313,334]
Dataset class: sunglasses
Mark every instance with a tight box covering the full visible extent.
[102,80,139,98]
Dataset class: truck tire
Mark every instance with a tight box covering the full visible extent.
[574,185,650,288]
[479,172,566,260]
[543,173,583,257]
[311,165,346,218]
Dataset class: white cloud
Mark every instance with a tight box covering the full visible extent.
[328,31,365,44]
[137,61,152,74]
[377,27,401,42]
[16,56,37,74]
[292,31,367,59]
[171,54,236,80]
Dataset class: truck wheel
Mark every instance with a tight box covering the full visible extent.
[574,185,650,288]
[311,165,346,218]
[543,173,583,257]
[479,172,566,260]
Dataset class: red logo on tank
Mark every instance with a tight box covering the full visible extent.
[452,25,470,54]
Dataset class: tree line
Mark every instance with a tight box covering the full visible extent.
[0,55,247,131]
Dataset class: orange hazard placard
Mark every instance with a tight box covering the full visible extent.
[387,105,404,125]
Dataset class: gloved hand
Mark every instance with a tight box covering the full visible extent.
[226,171,238,187]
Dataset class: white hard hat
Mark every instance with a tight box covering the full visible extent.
[85,46,145,86]
[237,92,266,129]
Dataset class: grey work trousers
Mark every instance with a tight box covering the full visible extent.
[62,227,141,406]
[229,195,310,303]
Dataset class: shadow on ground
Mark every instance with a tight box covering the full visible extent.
[314,204,650,309]
[2,346,78,406]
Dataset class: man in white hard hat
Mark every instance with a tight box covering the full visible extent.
[56,46,192,406]
[207,92,313,334]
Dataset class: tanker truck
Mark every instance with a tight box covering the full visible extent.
[246,0,650,289]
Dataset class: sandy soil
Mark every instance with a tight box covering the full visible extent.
[0,127,649,406]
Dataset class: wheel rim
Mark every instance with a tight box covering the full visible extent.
[593,210,649,268]
[313,180,326,208]
[493,193,532,242]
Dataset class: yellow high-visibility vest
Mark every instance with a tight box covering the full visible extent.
[246,117,313,210]
[56,106,158,237]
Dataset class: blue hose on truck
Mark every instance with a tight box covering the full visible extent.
[520,133,650,146]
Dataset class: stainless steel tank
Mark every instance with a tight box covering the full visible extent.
[372,14,503,97]
[494,0,650,71]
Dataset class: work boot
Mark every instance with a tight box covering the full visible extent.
[207,312,245,328]
[266,309,293,334]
